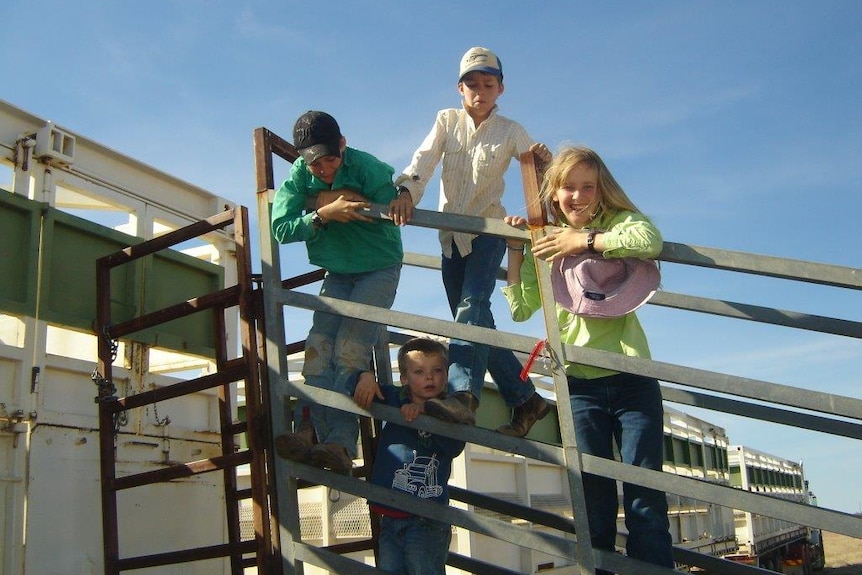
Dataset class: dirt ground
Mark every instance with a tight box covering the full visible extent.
[821,531,862,575]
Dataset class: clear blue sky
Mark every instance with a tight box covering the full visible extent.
[3,1,860,513]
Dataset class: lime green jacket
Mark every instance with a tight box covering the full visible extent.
[501,210,662,379]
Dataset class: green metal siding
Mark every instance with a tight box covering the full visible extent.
[0,190,40,315]
[1,190,222,358]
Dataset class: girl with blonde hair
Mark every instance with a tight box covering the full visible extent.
[503,145,673,574]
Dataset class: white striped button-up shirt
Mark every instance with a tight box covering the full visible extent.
[397,106,533,257]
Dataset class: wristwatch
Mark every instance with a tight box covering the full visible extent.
[586,229,598,253]
[396,186,412,198]
[311,210,327,230]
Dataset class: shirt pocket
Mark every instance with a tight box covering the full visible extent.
[444,133,465,155]
[474,143,502,176]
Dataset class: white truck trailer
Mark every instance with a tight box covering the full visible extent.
[723,445,825,573]
[662,406,738,558]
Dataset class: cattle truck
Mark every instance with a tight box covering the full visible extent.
[723,445,825,573]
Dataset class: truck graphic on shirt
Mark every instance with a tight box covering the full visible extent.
[392,451,443,499]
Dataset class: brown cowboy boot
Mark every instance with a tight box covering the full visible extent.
[274,429,315,463]
[274,416,316,462]
[309,443,354,475]
[424,391,478,425]
[496,392,551,437]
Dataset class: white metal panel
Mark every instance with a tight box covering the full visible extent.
[472,532,527,572]
[466,451,523,494]
[1,337,29,575]
[1,430,26,575]
[0,354,23,412]
[39,360,128,428]
[0,98,234,223]
[38,357,221,440]
[25,425,228,575]
[524,461,567,496]
[139,373,222,437]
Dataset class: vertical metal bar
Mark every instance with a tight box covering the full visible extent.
[254,128,303,575]
[235,205,279,573]
[214,296,243,575]
[95,257,119,575]
[532,244,597,574]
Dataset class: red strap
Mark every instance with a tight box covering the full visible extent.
[520,339,546,381]
[370,504,411,518]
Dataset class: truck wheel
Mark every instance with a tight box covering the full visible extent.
[761,555,778,573]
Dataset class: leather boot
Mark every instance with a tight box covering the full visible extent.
[424,391,478,425]
[310,443,354,475]
[496,392,551,437]
[274,418,316,462]
[274,429,315,463]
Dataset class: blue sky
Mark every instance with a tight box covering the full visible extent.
[2,2,860,513]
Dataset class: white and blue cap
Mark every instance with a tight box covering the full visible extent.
[459,47,503,81]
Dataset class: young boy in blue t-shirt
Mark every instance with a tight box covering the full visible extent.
[352,337,464,575]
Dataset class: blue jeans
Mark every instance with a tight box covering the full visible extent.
[377,515,451,575]
[299,264,401,457]
[567,373,674,573]
[441,236,535,408]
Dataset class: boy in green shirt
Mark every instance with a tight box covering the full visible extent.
[271,111,403,473]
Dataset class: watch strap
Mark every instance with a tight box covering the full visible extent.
[311,210,327,230]
[586,229,598,253]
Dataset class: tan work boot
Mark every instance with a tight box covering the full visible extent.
[274,432,313,462]
[424,391,478,425]
[496,392,551,437]
[274,420,316,463]
[310,443,354,475]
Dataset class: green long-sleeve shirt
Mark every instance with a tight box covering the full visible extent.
[271,147,402,274]
[501,210,662,379]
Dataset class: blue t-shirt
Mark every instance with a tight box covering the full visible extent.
[366,384,465,515]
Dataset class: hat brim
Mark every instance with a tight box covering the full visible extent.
[551,255,660,318]
[459,66,503,81]
[298,142,341,165]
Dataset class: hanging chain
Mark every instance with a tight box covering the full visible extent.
[92,325,118,401]
[149,400,171,427]
[91,326,127,433]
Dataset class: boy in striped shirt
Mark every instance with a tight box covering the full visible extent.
[390,47,552,437]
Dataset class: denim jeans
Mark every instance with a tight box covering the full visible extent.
[441,236,535,408]
[567,373,674,574]
[298,264,401,457]
[377,515,451,575]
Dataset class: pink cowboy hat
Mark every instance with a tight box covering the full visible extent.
[551,254,660,318]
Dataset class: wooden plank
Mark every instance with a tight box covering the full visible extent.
[519,151,546,228]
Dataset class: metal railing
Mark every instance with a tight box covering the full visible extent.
[253,127,862,575]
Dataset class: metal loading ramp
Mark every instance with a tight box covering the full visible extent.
[251,126,862,575]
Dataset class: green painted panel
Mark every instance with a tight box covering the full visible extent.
[138,248,222,354]
[475,386,562,445]
[40,211,141,330]
[1,191,223,358]
[0,190,40,315]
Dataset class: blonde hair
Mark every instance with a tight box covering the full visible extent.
[539,146,641,225]
[397,338,448,375]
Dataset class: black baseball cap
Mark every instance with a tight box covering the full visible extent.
[293,111,343,164]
